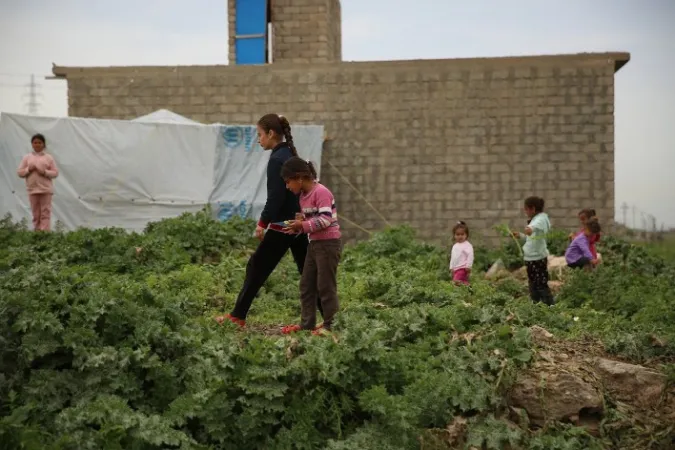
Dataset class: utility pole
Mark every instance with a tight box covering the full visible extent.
[23,74,41,115]
[621,202,628,226]
[649,214,657,241]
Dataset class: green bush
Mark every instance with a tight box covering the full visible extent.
[0,211,672,449]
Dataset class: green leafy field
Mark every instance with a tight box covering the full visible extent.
[1,211,673,449]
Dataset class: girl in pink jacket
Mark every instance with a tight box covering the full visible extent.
[449,221,474,285]
[16,134,59,231]
[279,157,342,335]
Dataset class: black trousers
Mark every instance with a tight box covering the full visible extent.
[526,258,554,305]
[230,230,323,320]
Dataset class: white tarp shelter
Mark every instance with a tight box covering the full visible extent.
[132,109,201,125]
[0,111,323,231]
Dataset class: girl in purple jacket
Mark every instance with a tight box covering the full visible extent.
[565,217,601,270]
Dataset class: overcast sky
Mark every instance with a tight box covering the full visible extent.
[1,0,674,228]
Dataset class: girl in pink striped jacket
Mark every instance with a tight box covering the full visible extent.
[280,157,341,335]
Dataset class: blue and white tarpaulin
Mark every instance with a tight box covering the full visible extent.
[0,112,323,231]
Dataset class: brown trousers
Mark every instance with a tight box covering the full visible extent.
[29,193,53,231]
[300,239,342,330]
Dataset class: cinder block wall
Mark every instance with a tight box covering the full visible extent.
[227,0,341,64]
[56,53,624,244]
[270,0,341,63]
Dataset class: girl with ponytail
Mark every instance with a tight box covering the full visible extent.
[215,114,321,327]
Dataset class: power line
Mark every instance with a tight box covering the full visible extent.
[0,72,52,78]
[0,83,64,90]
[617,202,668,232]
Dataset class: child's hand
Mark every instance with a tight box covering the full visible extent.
[511,231,520,239]
[591,258,599,266]
[568,232,574,240]
[295,213,304,221]
[284,219,303,233]
[524,227,533,236]
[255,225,265,240]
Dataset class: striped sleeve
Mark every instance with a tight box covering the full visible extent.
[302,189,337,234]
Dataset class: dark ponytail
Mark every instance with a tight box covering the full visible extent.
[586,216,602,234]
[306,161,317,180]
[257,113,298,156]
[278,115,297,157]
[281,156,317,181]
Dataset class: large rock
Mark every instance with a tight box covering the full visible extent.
[509,365,603,427]
[547,255,567,269]
[594,358,666,408]
[513,265,528,280]
[509,351,671,430]
[529,325,554,343]
[485,258,507,280]
[547,255,568,279]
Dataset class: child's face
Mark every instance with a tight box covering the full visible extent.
[284,177,303,195]
[579,214,589,226]
[257,125,276,150]
[523,205,536,218]
[454,229,467,243]
[31,139,44,152]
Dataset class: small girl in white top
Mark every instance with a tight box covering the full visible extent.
[449,221,474,286]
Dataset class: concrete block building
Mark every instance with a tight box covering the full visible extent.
[51,0,629,244]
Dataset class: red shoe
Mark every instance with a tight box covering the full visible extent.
[312,327,331,337]
[281,324,303,334]
[215,314,245,328]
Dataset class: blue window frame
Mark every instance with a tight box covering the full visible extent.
[235,0,268,65]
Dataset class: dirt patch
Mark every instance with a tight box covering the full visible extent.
[245,323,286,336]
